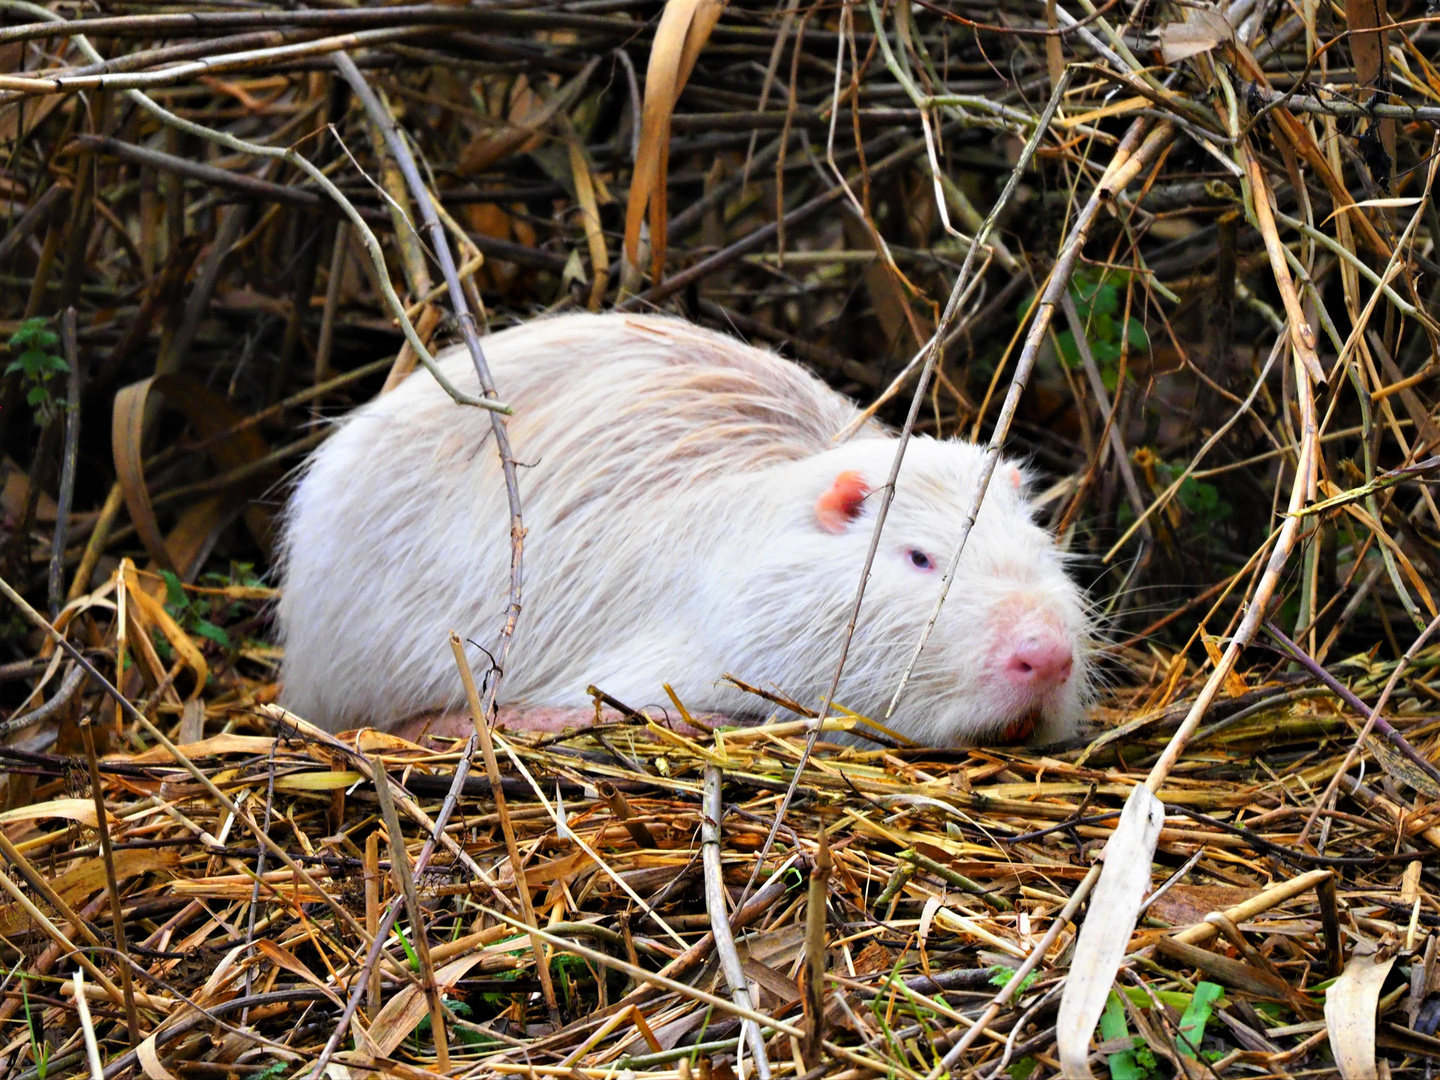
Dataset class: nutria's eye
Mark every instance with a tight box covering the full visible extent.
[908,549,934,571]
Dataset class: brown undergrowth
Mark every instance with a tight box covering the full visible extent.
[0,0,1439,1076]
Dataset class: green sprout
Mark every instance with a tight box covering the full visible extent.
[6,317,69,425]
[988,964,1038,996]
[1024,270,1150,392]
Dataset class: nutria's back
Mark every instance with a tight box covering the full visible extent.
[465,313,876,484]
[278,314,881,730]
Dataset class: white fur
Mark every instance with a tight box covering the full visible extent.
[277,313,1091,744]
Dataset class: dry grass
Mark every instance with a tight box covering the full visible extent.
[1,0,1439,1076]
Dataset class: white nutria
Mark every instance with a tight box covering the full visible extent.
[278,313,1091,745]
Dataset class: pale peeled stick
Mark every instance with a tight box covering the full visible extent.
[278,313,1092,745]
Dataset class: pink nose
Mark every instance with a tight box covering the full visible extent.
[1003,632,1074,690]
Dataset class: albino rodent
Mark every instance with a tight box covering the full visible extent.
[278,313,1091,746]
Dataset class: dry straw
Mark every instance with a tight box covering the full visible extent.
[0,0,1438,1078]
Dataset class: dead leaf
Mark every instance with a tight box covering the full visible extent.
[457,61,600,176]
[0,849,178,937]
[1326,946,1396,1078]
[1345,0,1394,162]
[0,797,117,829]
[254,939,345,1006]
[623,0,725,283]
[123,569,208,700]
[137,1031,180,1080]
[1147,884,1258,928]
[368,953,490,1056]
[1155,7,1235,63]
[1056,785,1165,1078]
[111,373,276,580]
[117,732,287,765]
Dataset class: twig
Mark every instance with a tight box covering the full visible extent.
[369,746,450,1070]
[73,972,102,1080]
[703,765,773,1078]
[47,309,79,617]
[0,181,67,264]
[0,662,85,735]
[0,1,508,415]
[78,712,141,1046]
[0,26,438,99]
[1246,81,1440,124]
[335,52,526,707]
[450,633,560,1022]
[1264,621,1440,793]
[67,134,378,219]
[800,824,831,1069]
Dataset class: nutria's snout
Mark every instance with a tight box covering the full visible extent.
[1001,630,1075,690]
[993,635,1075,746]
[977,592,1085,746]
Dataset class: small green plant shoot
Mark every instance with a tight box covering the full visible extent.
[5,317,69,425]
[161,570,234,650]
[1027,269,1149,391]
[988,964,1038,996]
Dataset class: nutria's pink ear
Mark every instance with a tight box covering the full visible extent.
[815,470,869,533]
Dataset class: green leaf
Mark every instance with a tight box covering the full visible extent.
[988,964,1038,995]
[161,570,187,611]
[1099,989,1129,1039]
[1100,992,1151,1080]
[1126,317,1150,350]
[8,319,56,350]
[1056,330,1081,368]
[25,386,47,408]
[396,926,420,970]
[1175,981,1225,1058]
[194,619,233,649]
[1007,1057,1038,1080]
[551,953,588,977]
[1070,272,1116,316]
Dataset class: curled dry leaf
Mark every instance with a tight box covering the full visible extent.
[1154,7,1234,63]
[111,373,276,580]
[123,569,209,699]
[622,0,726,283]
[368,953,492,1056]
[137,1031,179,1080]
[1326,946,1397,1078]
[0,796,118,829]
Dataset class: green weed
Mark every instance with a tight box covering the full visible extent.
[6,317,69,425]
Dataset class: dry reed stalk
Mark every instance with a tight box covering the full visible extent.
[1,0,1439,1074]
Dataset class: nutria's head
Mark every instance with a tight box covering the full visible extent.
[728,437,1091,747]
